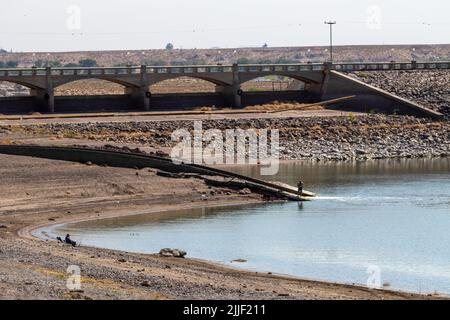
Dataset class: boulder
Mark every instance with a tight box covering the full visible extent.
[239,188,252,195]
[159,248,187,258]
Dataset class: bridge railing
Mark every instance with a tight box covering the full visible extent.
[0,66,144,77]
[0,68,47,77]
[50,66,142,76]
[1,61,449,78]
[236,63,326,72]
[146,65,234,74]
[332,61,450,71]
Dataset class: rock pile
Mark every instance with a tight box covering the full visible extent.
[15,115,450,162]
[0,82,29,97]
[352,71,450,116]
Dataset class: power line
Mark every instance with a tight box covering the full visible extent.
[324,21,336,62]
[0,20,448,37]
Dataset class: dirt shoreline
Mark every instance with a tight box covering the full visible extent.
[0,153,444,300]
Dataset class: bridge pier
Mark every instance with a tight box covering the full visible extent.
[216,85,242,108]
[127,87,150,111]
[299,62,332,102]
[31,67,55,113]
[127,65,150,111]
[215,64,242,108]
[319,62,332,100]
[31,89,55,113]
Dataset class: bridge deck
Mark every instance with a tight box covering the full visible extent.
[1,61,450,77]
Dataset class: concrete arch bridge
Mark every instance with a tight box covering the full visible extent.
[0,61,447,118]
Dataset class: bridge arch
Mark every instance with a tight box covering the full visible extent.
[149,76,219,94]
[237,73,320,108]
[0,79,42,91]
[239,73,320,87]
[54,78,127,96]
[149,74,232,87]
[53,76,140,90]
[0,80,33,96]
[240,75,309,92]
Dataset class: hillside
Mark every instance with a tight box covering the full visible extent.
[1,44,450,68]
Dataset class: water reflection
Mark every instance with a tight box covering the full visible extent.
[221,157,450,189]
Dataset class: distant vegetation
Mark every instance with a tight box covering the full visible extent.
[0,61,19,68]
[236,57,298,64]
[33,58,98,68]
[112,59,209,67]
[34,60,62,68]
[78,59,98,67]
[63,63,80,68]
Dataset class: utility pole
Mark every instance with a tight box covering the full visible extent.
[324,21,336,63]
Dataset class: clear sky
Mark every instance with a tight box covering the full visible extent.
[0,0,448,52]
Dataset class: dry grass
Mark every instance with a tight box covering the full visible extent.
[245,102,324,112]
[55,79,124,96]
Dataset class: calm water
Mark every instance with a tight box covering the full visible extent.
[43,158,450,294]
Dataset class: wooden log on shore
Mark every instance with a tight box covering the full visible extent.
[268,95,356,114]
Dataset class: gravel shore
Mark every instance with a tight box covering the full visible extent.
[10,114,449,162]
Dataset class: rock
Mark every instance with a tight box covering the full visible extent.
[239,188,252,195]
[353,70,450,116]
[159,248,174,257]
[85,161,93,166]
[231,259,247,263]
[117,258,127,263]
[159,248,187,258]
[140,281,151,287]
[0,225,8,229]
[172,249,187,258]
[278,293,290,297]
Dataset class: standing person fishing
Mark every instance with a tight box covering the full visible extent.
[297,180,304,198]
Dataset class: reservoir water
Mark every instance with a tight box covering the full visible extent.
[44,158,450,294]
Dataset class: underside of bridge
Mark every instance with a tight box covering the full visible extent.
[0,65,443,119]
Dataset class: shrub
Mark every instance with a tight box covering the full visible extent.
[78,59,98,67]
